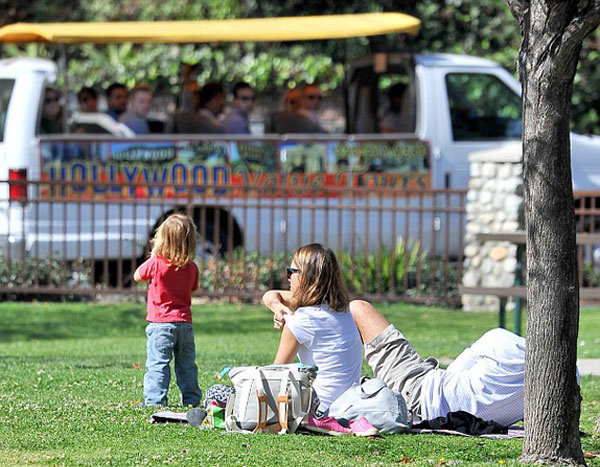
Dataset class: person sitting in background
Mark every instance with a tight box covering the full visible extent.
[380,82,408,133]
[77,87,98,113]
[265,88,300,133]
[284,88,302,113]
[169,64,200,133]
[179,62,200,114]
[40,88,63,134]
[170,88,201,133]
[196,82,226,133]
[299,84,323,125]
[222,81,254,134]
[119,85,152,135]
[266,87,326,134]
[104,83,128,122]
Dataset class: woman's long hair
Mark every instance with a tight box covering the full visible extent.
[151,213,196,267]
[290,243,349,312]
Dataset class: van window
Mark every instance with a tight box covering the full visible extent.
[446,73,521,141]
[0,79,15,141]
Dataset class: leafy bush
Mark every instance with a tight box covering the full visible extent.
[191,239,458,300]
[0,256,93,301]
[194,250,288,294]
[2,243,459,302]
[338,238,459,298]
[581,261,600,288]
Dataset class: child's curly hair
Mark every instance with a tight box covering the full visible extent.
[151,213,196,267]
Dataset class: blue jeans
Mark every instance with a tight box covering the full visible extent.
[144,322,202,407]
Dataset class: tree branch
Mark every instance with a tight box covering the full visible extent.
[506,0,529,24]
[557,0,600,63]
[505,0,530,82]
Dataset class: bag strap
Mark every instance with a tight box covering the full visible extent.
[253,368,270,433]
[277,369,290,434]
[224,390,249,433]
[284,370,310,434]
[359,381,386,399]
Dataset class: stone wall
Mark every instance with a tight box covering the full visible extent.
[462,147,524,311]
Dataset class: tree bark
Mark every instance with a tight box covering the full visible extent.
[505,0,600,464]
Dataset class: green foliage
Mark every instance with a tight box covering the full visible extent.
[581,260,600,289]
[1,245,457,302]
[339,238,459,298]
[190,244,457,299]
[194,251,287,292]
[412,0,520,68]
[0,256,91,300]
[573,29,600,135]
[0,0,598,132]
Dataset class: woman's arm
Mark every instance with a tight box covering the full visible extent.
[262,290,294,330]
[262,289,292,308]
[274,325,300,364]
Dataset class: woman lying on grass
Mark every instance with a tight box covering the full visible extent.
[264,243,533,428]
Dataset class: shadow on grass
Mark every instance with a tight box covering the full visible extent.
[0,305,141,343]
[0,353,139,368]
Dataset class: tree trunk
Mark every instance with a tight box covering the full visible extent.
[518,2,585,465]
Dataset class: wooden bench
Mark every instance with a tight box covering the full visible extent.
[459,232,600,335]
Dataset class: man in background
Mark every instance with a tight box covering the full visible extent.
[222,81,255,134]
[40,88,63,134]
[266,86,326,134]
[196,83,226,133]
[300,84,324,127]
[119,85,152,135]
[380,82,408,133]
[77,87,98,113]
[105,83,128,121]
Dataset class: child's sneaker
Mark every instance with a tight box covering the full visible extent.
[349,417,380,437]
[303,415,352,436]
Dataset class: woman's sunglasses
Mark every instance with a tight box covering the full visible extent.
[286,268,301,280]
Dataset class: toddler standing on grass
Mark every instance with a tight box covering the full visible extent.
[134,213,202,407]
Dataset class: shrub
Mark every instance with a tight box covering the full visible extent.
[2,243,459,302]
[0,256,92,301]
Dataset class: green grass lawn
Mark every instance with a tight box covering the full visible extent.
[0,302,598,466]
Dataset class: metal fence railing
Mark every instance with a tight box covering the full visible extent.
[574,191,600,290]
[3,175,600,303]
[0,177,466,303]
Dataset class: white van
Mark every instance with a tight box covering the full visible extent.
[1,52,599,273]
